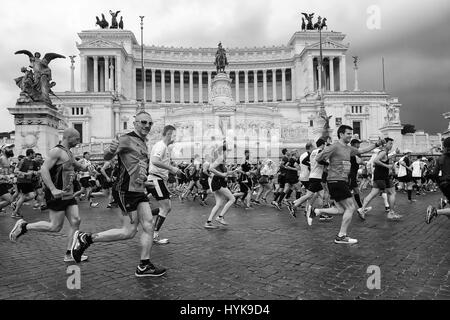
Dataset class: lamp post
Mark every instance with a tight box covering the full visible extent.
[138,16,145,112]
[318,17,330,137]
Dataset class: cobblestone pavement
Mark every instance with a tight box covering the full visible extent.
[1,190,449,300]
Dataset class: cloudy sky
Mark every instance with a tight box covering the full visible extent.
[1,0,449,133]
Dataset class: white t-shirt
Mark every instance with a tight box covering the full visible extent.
[148,140,171,181]
[309,149,324,180]
[79,159,92,178]
[411,160,423,178]
[299,152,310,182]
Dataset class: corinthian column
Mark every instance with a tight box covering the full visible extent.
[235,71,240,103]
[104,56,110,92]
[262,70,267,102]
[244,70,249,103]
[253,70,258,102]
[93,56,98,92]
[281,68,286,101]
[161,69,166,102]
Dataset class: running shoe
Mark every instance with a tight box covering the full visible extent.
[273,202,282,211]
[153,235,169,245]
[357,208,366,221]
[334,235,358,244]
[426,205,438,224]
[385,206,390,213]
[90,202,99,208]
[135,263,166,277]
[306,205,313,226]
[387,212,402,221]
[204,222,219,229]
[287,202,296,218]
[40,205,48,211]
[409,199,417,203]
[64,254,88,262]
[10,213,23,219]
[439,198,447,210]
[244,206,255,210]
[252,200,261,205]
[215,216,229,225]
[11,202,17,211]
[319,214,333,222]
[9,219,27,242]
[71,231,92,263]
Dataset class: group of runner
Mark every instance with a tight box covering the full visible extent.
[7,112,450,277]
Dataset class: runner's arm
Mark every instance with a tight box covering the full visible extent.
[151,156,179,175]
[40,148,62,192]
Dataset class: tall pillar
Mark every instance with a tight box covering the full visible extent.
[244,70,249,103]
[142,68,147,102]
[262,70,267,102]
[291,67,296,101]
[317,64,322,95]
[340,55,347,91]
[329,57,335,92]
[199,71,203,103]
[85,121,90,143]
[151,69,156,103]
[308,55,314,93]
[253,70,258,102]
[180,70,184,103]
[170,70,175,103]
[272,69,277,102]
[353,65,359,91]
[109,59,115,92]
[70,57,75,92]
[104,56,109,92]
[281,68,286,101]
[189,70,194,104]
[116,55,122,94]
[115,112,120,134]
[235,71,240,103]
[93,56,98,92]
[80,54,88,92]
[161,69,166,103]
[207,71,212,101]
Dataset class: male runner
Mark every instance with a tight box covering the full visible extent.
[11,149,38,219]
[73,152,99,207]
[146,125,182,245]
[357,138,401,220]
[9,128,90,262]
[0,144,15,213]
[314,125,384,244]
[272,148,289,210]
[426,137,450,223]
[70,111,166,277]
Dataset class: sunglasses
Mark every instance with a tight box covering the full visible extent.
[139,120,153,126]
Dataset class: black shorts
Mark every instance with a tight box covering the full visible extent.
[373,179,394,191]
[348,174,358,189]
[211,176,227,192]
[327,180,353,202]
[0,183,13,196]
[412,177,422,185]
[200,178,210,191]
[146,179,171,201]
[101,179,113,190]
[113,190,149,214]
[46,197,77,212]
[308,179,323,193]
[439,181,450,200]
[80,177,90,188]
[73,179,81,192]
[17,183,35,194]
[278,174,286,189]
[398,175,412,183]
[301,180,310,190]
[239,181,250,194]
[286,175,299,185]
[168,175,176,184]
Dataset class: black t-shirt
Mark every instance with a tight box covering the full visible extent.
[286,157,298,179]
[279,155,289,175]
[17,158,39,184]
[239,161,251,182]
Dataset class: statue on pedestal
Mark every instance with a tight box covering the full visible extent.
[95,13,109,29]
[385,104,398,124]
[214,42,228,73]
[301,12,315,30]
[14,50,65,108]
[352,56,359,69]
[110,10,121,29]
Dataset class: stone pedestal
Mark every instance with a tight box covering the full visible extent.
[8,103,67,158]
[209,73,235,109]
[380,123,403,151]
